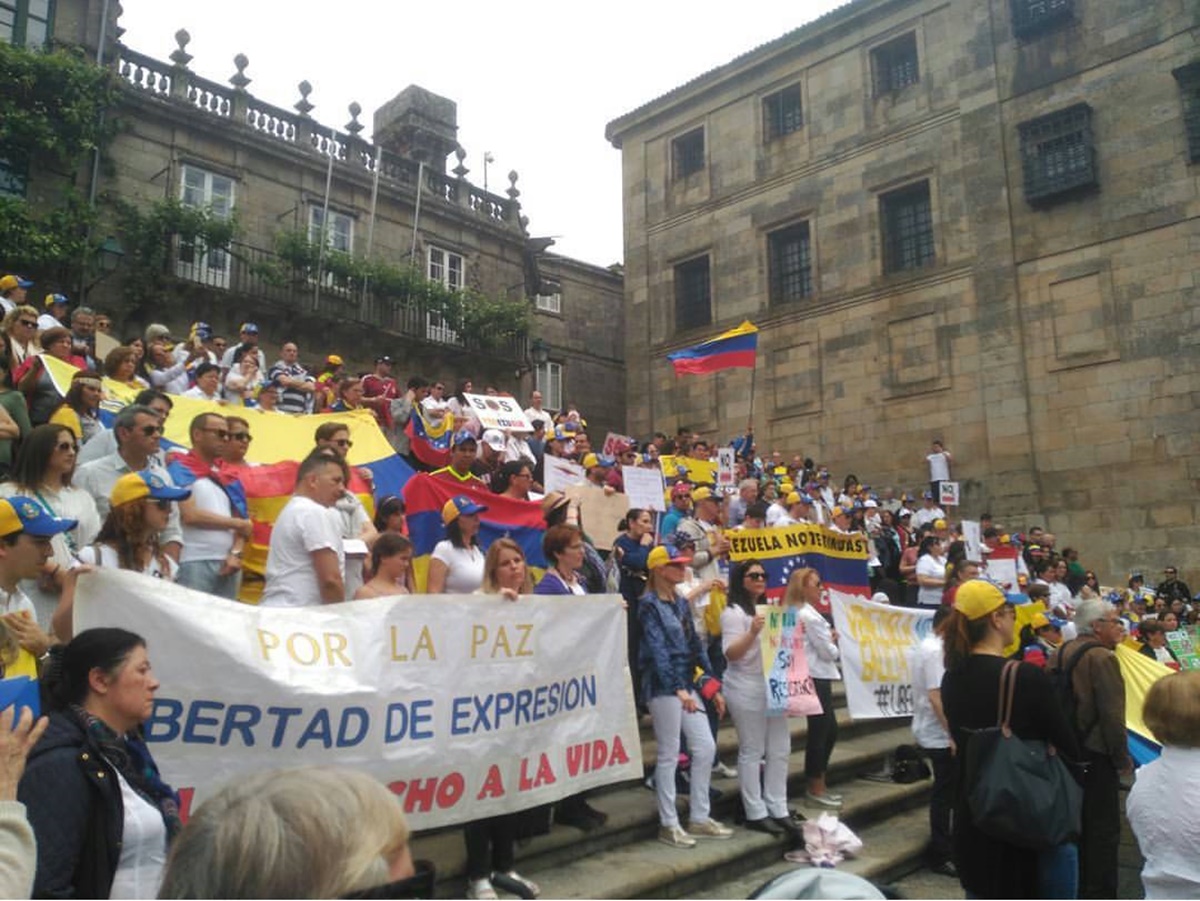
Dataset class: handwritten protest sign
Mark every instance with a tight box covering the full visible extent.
[623,465,666,512]
[829,593,934,719]
[564,482,628,547]
[543,456,585,495]
[75,570,641,830]
[464,393,533,432]
[757,605,822,717]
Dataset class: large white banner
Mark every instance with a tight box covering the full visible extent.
[829,592,934,720]
[74,570,642,829]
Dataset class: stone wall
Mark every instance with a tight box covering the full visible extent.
[608,0,1200,582]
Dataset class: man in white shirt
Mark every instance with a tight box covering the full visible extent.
[168,413,251,600]
[260,450,347,607]
[925,439,952,499]
[776,492,815,526]
[523,390,549,426]
[219,322,268,378]
[912,492,946,530]
[35,292,68,332]
[420,380,451,422]
[910,605,954,877]
[182,362,222,402]
[0,496,76,657]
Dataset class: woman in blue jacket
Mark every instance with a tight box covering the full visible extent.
[638,544,733,849]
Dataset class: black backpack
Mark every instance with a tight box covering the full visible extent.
[1047,638,1107,739]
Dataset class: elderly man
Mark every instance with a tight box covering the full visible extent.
[727,478,759,527]
[1049,598,1132,900]
[268,342,316,414]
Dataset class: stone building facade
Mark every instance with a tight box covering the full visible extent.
[7,0,626,439]
[607,0,1200,579]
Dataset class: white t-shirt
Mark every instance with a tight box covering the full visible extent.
[523,407,549,426]
[179,478,235,563]
[720,604,763,687]
[108,770,167,899]
[76,544,178,581]
[765,502,788,527]
[431,540,485,594]
[1126,746,1200,899]
[910,634,951,749]
[927,451,951,482]
[181,386,220,402]
[260,496,345,607]
[912,506,946,529]
[0,586,35,618]
[916,554,947,606]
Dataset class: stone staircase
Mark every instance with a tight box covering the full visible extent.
[411,685,933,899]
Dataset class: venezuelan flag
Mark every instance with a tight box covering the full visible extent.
[667,321,758,375]
[726,523,870,612]
[1115,642,1172,766]
[660,455,716,486]
[405,405,453,468]
[402,473,546,592]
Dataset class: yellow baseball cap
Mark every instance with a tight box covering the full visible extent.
[647,545,691,569]
[0,496,77,538]
[955,579,1008,621]
[110,470,192,509]
[692,486,715,502]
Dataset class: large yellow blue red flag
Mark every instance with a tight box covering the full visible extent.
[667,321,758,375]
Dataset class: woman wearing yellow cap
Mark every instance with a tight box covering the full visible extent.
[939,579,1081,899]
[50,470,190,641]
[426,496,487,594]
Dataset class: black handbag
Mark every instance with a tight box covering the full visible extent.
[964,659,1083,850]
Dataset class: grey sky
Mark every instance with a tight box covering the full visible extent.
[117,1,847,267]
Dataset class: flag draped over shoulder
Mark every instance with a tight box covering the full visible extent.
[402,473,546,592]
[667,321,758,375]
[1115,642,1171,766]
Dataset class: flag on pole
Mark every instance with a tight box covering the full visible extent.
[667,321,758,375]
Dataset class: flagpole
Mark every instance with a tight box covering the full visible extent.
[748,362,756,434]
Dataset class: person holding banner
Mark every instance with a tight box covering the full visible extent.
[784,568,843,809]
[940,580,1081,899]
[461,537,543,900]
[721,559,797,838]
[20,627,180,898]
[640,545,733,848]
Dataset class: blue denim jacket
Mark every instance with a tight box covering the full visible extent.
[638,589,713,700]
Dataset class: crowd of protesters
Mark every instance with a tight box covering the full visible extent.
[0,279,1196,899]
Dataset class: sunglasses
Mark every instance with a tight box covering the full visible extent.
[745,572,767,580]
[141,424,164,436]
[55,441,77,453]
[202,428,230,440]
[334,438,353,448]
[17,320,35,328]
[230,432,252,442]
[145,498,172,511]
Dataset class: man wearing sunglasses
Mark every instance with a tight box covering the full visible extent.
[75,402,184,561]
[167,413,252,600]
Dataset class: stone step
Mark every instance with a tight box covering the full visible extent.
[411,720,924,897]
[691,805,935,900]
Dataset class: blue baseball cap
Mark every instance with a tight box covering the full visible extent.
[111,470,192,508]
[442,495,488,524]
[0,275,32,293]
[450,429,477,448]
[0,496,77,538]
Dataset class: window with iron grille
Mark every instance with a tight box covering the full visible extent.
[674,256,712,330]
[0,0,53,48]
[1018,104,1098,205]
[768,222,813,304]
[672,128,705,180]
[764,85,804,141]
[872,33,919,97]
[1174,63,1200,164]
[881,182,935,274]
[1011,0,1074,39]
[535,361,562,410]
[535,292,561,313]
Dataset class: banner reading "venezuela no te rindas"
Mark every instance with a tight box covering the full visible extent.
[726,524,871,614]
[73,569,642,829]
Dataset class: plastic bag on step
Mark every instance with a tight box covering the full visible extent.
[784,813,863,867]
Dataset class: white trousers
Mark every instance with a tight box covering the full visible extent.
[724,676,791,820]
[648,692,715,828]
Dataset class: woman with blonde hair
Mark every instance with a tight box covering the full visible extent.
[460,536,541,899]
[783,567,843,809]
[2,304,40,370]
[158,767,428,899]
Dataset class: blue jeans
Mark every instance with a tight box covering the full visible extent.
[1037,842,1079,899]
[177,559,241,600]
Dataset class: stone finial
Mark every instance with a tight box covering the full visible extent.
[295,80,314,117]
[452,145,469,179]
[506,169,520,200]
[345,102,364,137]
[229,53,250,90]
[170,29,192,68]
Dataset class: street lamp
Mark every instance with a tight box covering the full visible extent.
[530,338,550,367]
[98,235,125,272]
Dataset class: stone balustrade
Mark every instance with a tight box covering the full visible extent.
[113,32,520,230]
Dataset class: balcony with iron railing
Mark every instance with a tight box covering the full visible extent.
[114,38,519,231]
[171,237,528,362]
